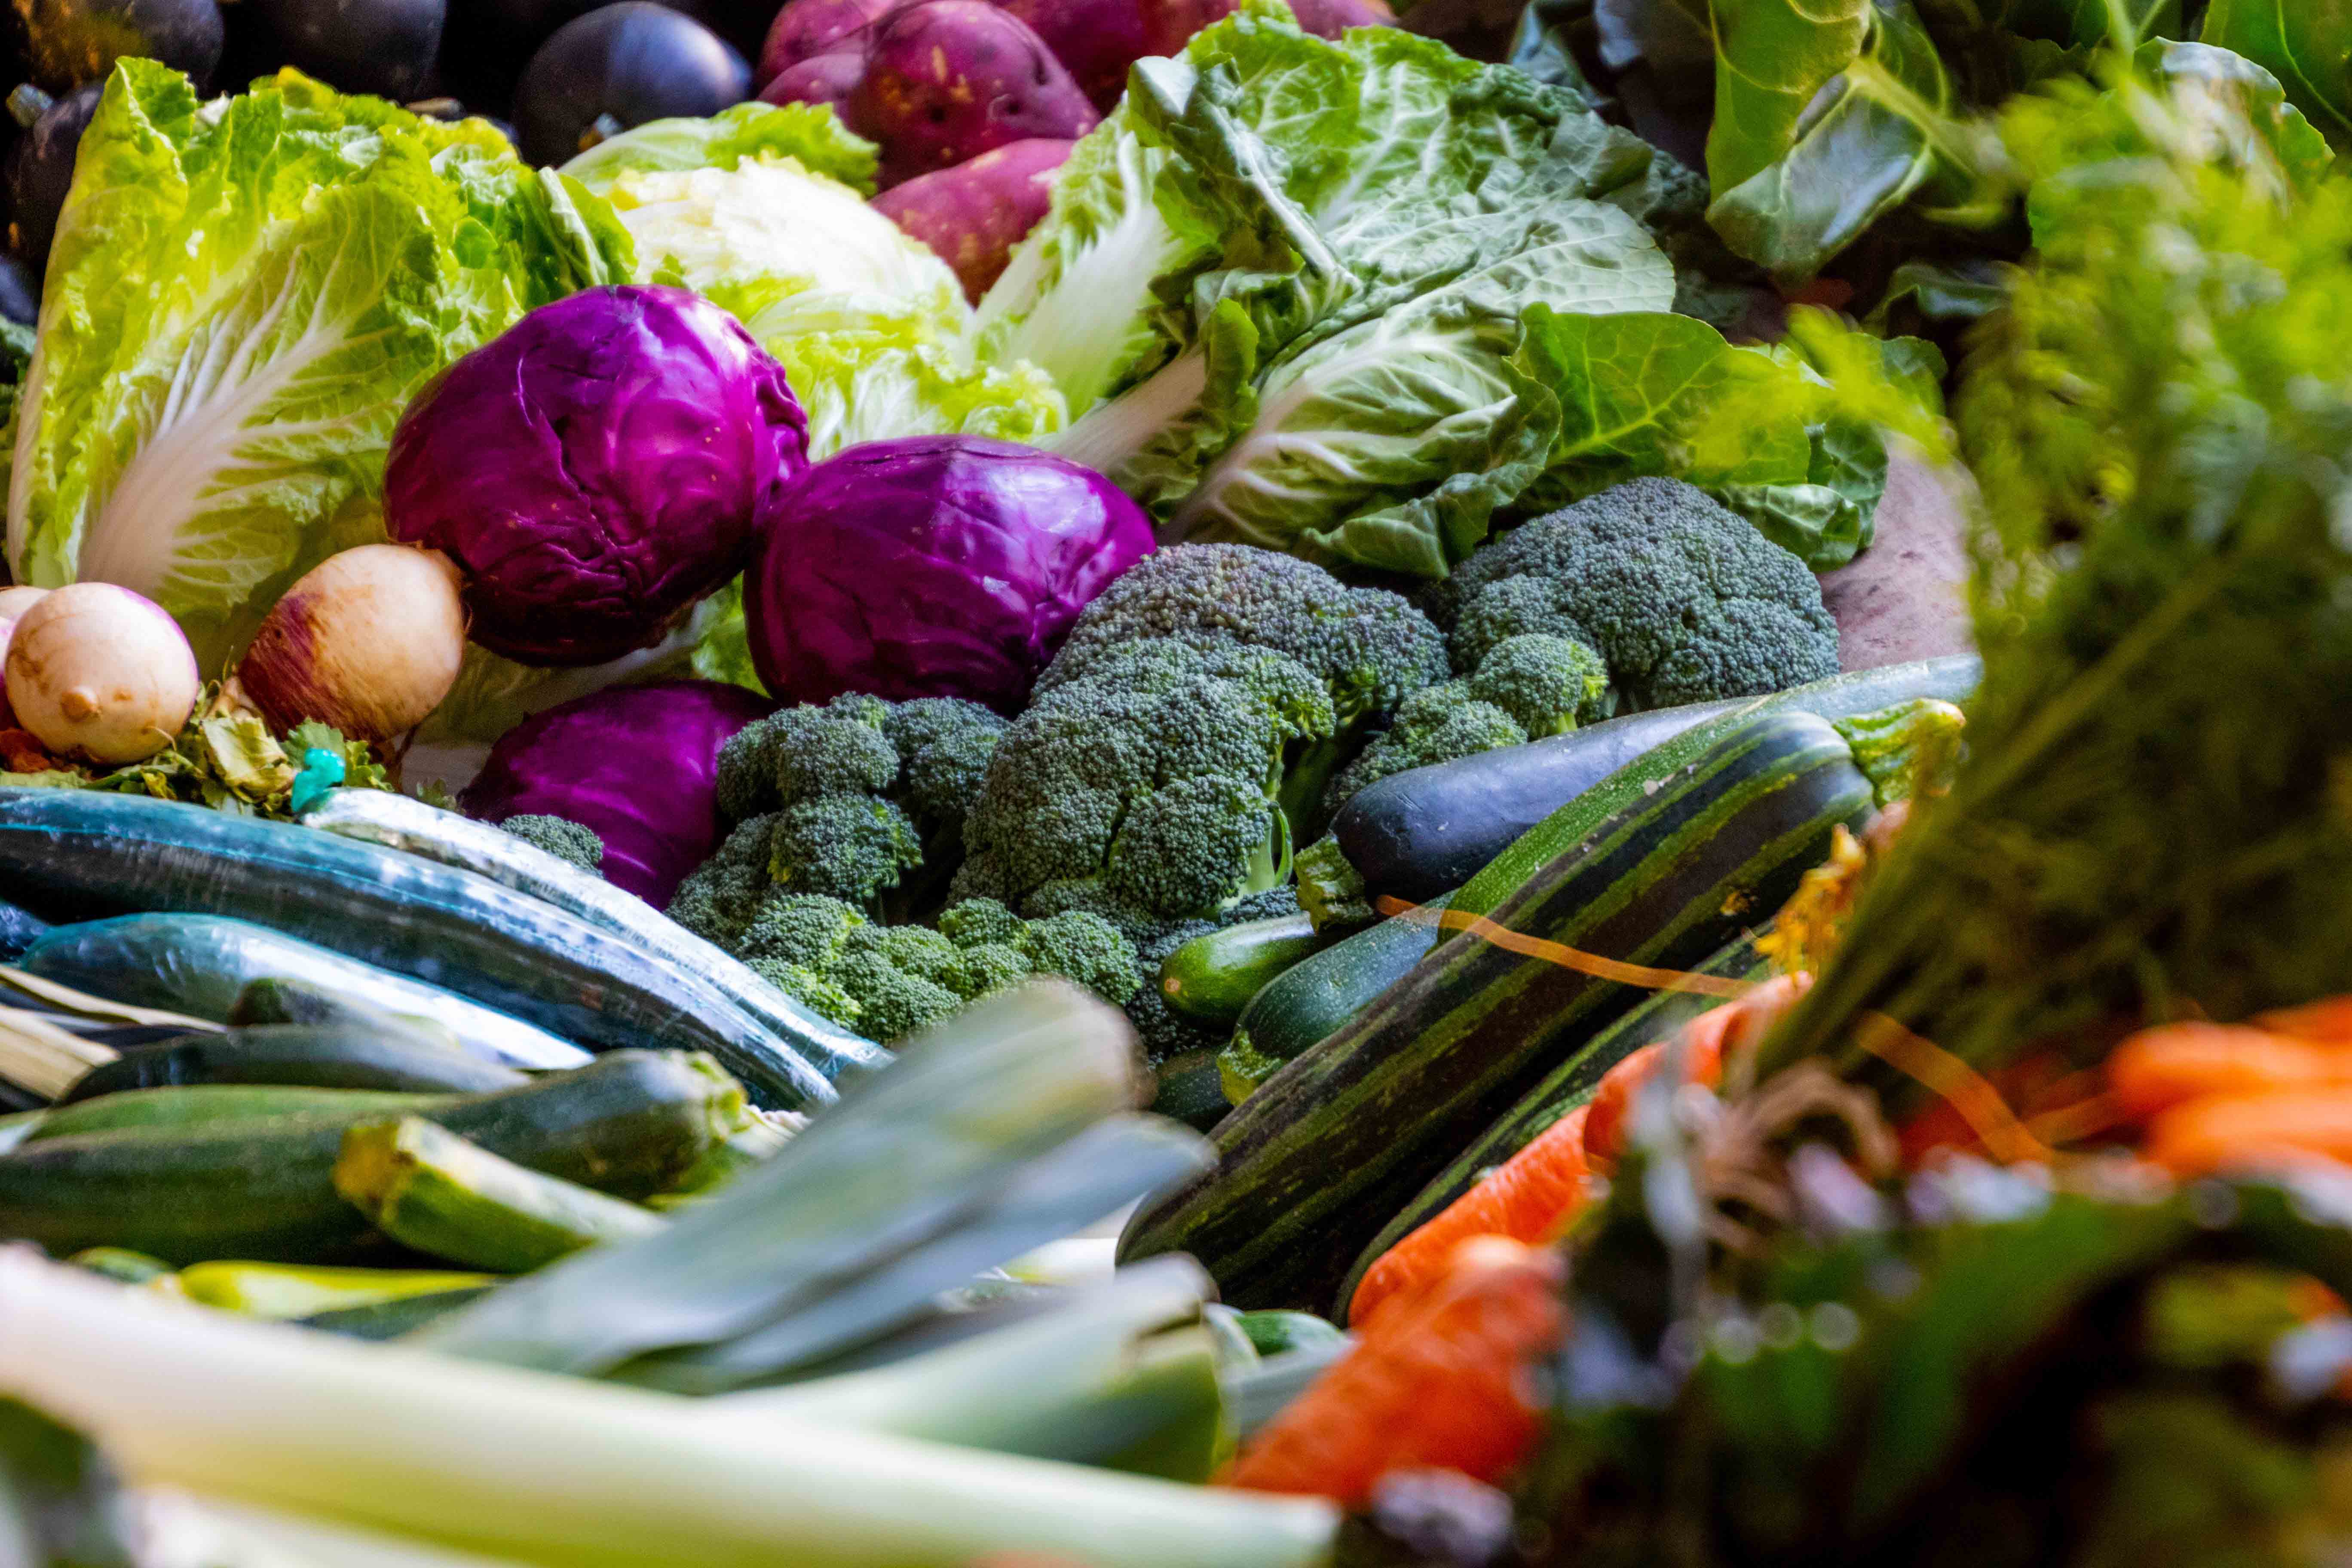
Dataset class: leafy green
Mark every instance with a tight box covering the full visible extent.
[3,64,632,671]
[82,694,392,818]
[2200,0,2352,142]
[557,100,879,194]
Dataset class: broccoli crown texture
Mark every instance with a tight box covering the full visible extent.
[498,814,604,876]
[686,888,1141,1046]
[1036,543,1449,723]
[1438,478,1840,709]
[955,640,1335,925]
[707,693,1008,917]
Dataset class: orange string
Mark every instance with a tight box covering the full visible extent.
[1856,1012,2052,1165]
[1373,897,1757,1000]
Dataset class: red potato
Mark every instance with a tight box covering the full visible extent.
[760,47,870,110]
[845,2,1098,189]
[873,138,1073,301]
[756,0,894,88]
[1284,0,1397,31]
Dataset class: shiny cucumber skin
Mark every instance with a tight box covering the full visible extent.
[0,790,833,1110]
[1120,713,1874,1314]
[1333,937,1769,1321]
[300,790,884,1083]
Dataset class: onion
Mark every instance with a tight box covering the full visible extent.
[0,587,51,728]
[4,584,200,764]
[237,545,469,744]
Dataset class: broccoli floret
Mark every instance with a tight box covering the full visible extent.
[1438,478,1841,709]
[498,814,603,875]
[1019,910,1143,1004]
[936,897,1028,949]
[735,891,864,971]
[956,640,1335,926]
[666,816,778,946]
[1322,684,1529,813]
[1467,634,1615,737]
[706,692,1008,922]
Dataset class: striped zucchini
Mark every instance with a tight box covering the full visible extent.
[299,790,885,1084]
[0,791,833,1109]
[1119,712,1875,1313]
[55,1025,527,1101]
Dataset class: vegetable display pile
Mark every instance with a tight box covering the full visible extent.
[0,0,2349,1566]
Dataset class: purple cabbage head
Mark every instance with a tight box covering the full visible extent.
[386,285,809,668]
[460,679,774,906]
[745,435,1155,712]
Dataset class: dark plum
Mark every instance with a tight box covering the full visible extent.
[4,80,97,270]
[0,252,35,322]
[513,3,749,167]
[6,0,223,92]
[248,0,447,101]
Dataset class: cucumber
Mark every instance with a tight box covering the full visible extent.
[298,789,887,1086]
[57,1026,528,1102]
[228,977,462,1053]
[1121,711,1875,1312]
[1218,894,1455,1106]
[0,790,839,1109]
[19,916,587,1073]
[1159,915,1333,1029]
[0,1050,742,1264]
[1332,937,1771,1320]
[34,1085,449,1141]
[1333,656,1979,906]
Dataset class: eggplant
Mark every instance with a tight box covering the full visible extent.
[512,2,749,166]
[247,0,447,101]
[6,0,223,92]
[3,80,95,270]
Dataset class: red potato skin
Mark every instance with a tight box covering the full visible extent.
[1284,0,1397,31]
[873,138,1073,301]
[757,0,895,87]
[995,0,1394,114]
[760,47,870,110]
[846,2,1098,189]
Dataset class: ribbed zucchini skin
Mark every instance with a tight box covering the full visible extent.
[1219,898,1453,1104]
[1120,713,1874,1312]
[1332,937,1770,1321]
[0,790,833,1109]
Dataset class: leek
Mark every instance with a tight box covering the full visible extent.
[175,1263,498,1321]
[0,1250,1338,1568]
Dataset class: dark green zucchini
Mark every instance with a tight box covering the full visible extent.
[57,1026,527,1102]
[1218,896,1455,1106]
[0,1050,741,1264]
[229,978,457,1047]
[1335,656,1978,906]
[34,1085,449,1141]
[1332,937,1770,1321]
[1147,1047,1233,1135]
[1159,914,1334,1028]
[1121,711,1875,1312]
[0,790,838,1109]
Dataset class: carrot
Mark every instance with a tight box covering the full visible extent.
[2107,1023,2352,1119]
[1898,1051,2104,1166]
[2255,997,2352,1044]
[1582,974,1813,1175]
[1348,1106,1595,1329]
[2143,1089,2352,1176]
[1219,1236,1565,1507]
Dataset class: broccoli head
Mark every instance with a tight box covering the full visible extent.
[497,814,604,876]
[720,892,1141,1044]
[955,640,1335,925]
[707,693,1008,920]
[1437,478,1840,709]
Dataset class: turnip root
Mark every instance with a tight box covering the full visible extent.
[236,545,468,745]
[5,584,199,765]
[846,2,1097,189]
[756,0,892,88]
[759,47,868,111]
[873,138,1073,300]
[0,586,51,729]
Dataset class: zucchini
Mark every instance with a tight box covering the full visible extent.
[57,1026,527,1102]
[0,790,839,1109]
[299,789,887,1086]
[1121,711,1875,1311]
[0,1050,741,1264]
[227,977,460,1051]
[1235,1310,1343,1358]
[67,1247,173,1284]
[34,1085,448,1141]
[1159,914,1333,1028]
[1332,937,1770,1320]
[18,916,586,1073]
[1334,655,1979,905]
[0,895,46,959]
[1218,894,1455,1106]
[1148,1048,1232,1135]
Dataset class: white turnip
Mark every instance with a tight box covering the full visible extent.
[236,545,469,744]
[4,584,200,764]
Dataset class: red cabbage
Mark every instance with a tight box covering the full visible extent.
[385,286,809,668]
[459,680,773,906]
[744,435,1155,713]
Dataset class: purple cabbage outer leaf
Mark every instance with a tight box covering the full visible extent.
[385,285,809,668]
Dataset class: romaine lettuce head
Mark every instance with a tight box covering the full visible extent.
[3,63,633,669]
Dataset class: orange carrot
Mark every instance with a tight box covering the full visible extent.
[1898,1051,2101,1166]
[2107,1023,2352,1119]
[2144,1089,2352,1176]
[2255,997,2352,1044]
[1582,974,1813,1175]
[1348,1106,1595,1329]
[1220,1237,1565,1507]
